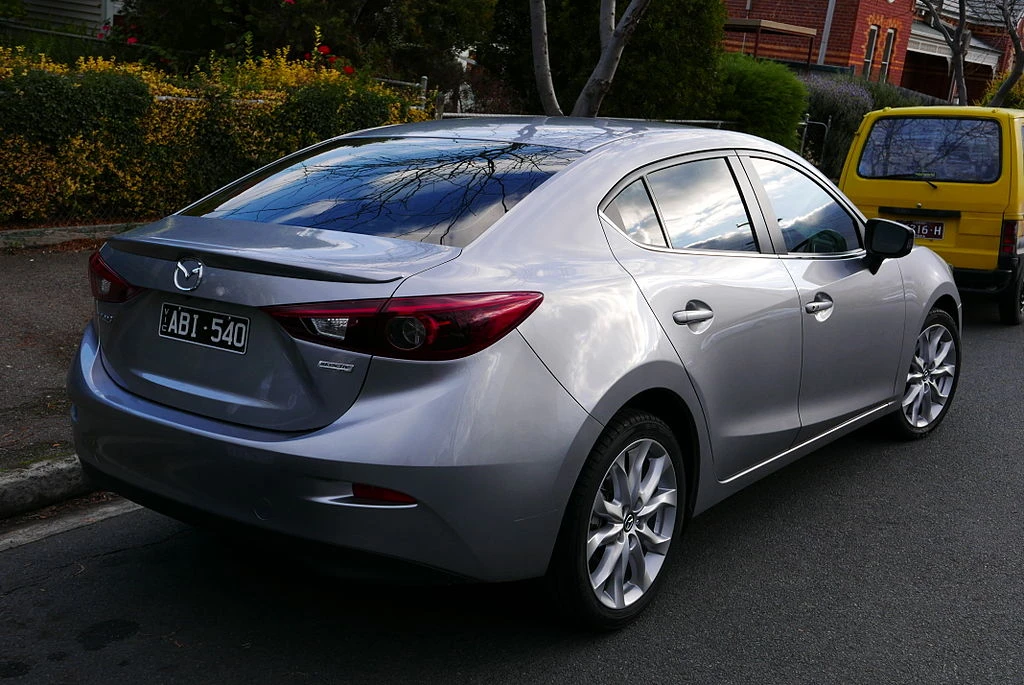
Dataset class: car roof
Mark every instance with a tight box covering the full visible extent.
[866,105,1024,120]
[347,116,738,153]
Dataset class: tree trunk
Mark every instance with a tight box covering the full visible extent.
[987,3,1024,106]
[529,0,564,116]
[570,0,652,117]
[920,0,969,103]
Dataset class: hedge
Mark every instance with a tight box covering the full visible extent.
[716,53,807,150]
[0,48,430,227]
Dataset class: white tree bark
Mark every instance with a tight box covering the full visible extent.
[529,0,564,116]
[570,0,653,117]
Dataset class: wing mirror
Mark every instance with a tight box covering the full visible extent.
[865,218,914,273]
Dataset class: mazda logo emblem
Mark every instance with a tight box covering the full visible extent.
[174,258,204,291]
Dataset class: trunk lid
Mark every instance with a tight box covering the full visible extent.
[95,216,459,431]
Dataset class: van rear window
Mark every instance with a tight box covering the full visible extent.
[857,117,1001,184]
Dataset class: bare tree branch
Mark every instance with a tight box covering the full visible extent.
[920,0,969,103]
[529,0,564,116]
[599,0,615,51]
[571,0,653,117]
[987,2,1024,106]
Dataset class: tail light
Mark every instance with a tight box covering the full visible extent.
[265,291,544,361]
[89,252,143,303]
[1000,220,1022,257]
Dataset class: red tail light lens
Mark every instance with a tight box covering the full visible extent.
[89,252,142,303]
[265,291,543,360]
[1000,220,1022,256]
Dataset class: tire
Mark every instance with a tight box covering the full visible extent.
[998,272,1024,326]
[547,410,686,630]
[888,308,961,439]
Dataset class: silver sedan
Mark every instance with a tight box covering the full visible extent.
[69,117,961,628]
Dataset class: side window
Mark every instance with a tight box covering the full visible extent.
[751,158,861,254]
[604,179,667,248]
[645,158,758,252]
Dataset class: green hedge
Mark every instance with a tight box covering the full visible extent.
[0,50,429,227]
[716,53,807,149]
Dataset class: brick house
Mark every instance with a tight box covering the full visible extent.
[722,0,1023,103]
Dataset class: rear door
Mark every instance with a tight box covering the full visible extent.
[743,154,906,442]
[842,114,1010,273]
[602,152,803,482]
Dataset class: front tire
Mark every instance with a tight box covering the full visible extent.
[548,410,685,629]
[889,308,960,439]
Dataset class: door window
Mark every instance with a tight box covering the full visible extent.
[603,179,668,248]
[646,158,758,252]
[751,158,861,254]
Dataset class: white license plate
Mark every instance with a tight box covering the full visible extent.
[159,303,249,354]
[906,221,944,240]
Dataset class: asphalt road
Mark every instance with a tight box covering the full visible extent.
[1,295,1022,684]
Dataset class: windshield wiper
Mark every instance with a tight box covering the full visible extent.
[872,172,939,189]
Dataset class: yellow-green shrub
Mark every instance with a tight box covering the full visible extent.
[0,49,431,227]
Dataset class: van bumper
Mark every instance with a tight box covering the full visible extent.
[952,267,1016,294]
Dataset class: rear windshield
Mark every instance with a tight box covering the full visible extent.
[182,137,581,247]
[857,116,1001,184]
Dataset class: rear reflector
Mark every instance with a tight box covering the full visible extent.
[89,252,143,303]
[265,292,543,361]
[351,483,417,505]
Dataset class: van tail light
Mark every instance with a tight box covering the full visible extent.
[89,252,143,303]
[265,292,544,361]
[1000,220,1023,257]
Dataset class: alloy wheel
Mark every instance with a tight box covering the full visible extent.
[587,438,678,610]
[902,323,957,428]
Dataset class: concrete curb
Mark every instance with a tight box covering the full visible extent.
[0,456,93,520]
[0,223,137,249]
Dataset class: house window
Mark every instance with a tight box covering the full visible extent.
[879,29,897,83]
[863,25,880,77]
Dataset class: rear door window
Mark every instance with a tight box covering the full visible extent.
[603,179,667,248]
[857,117,1001,183]
[645,158,759,252]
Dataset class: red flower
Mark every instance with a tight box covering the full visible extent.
[303,52,311,60]
[282,0,295,4]
[96,32,106,39]
[343,65,355,75]
[328,56,337,63]
[126,36,138,45]
[317,45,331,54]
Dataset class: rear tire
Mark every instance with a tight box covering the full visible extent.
[998,272,1024,325]
[547,410,685,630]
[888,308,960,439]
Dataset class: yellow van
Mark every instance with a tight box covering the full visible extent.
[840,106,1024,324]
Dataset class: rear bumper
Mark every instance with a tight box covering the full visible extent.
[952,267,1017,295]
[69,322,601,582]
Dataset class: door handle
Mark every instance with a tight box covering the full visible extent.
[804,300,834,313]
[673,308,714,324]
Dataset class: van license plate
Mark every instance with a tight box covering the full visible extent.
[906,221,944,240]
[159,303,249,354]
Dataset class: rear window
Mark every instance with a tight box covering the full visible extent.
[857,116,1001,184]
[183,137,581,247]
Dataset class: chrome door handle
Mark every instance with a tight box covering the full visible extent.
[804,300,834,313]
[673,308,714,324]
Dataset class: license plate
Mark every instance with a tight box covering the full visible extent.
[906,221,944,240]
[159,303,249,355]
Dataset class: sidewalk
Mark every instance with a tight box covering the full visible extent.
[0,224,131,520]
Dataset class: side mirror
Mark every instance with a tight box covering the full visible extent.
[865,218,914,273]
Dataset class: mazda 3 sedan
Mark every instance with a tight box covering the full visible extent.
[69,117,961,628]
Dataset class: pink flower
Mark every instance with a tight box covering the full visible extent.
[126,36,138,45]
[282,0,295,4]
[317,45,330,54]
[343,65,355,75]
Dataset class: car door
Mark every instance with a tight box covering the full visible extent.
[741,154,907,444]
[601,152,803,482]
